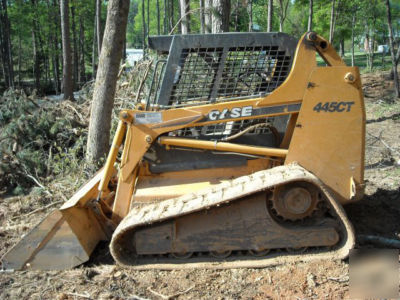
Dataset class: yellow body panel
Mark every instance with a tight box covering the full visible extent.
[286,66,365,201]
[109,32,365,217]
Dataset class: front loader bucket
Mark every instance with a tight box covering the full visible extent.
[1,171,109,271]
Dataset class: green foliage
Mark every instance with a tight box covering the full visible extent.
[0,89,88,194]
[2,0,399,90]
[3,0,106,91]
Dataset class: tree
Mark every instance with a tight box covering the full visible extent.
[96,0,102,55]
[200,0,205,33]
[60,0,75,100]
[248,0,253,32]
[31,0,42,92]
[147,0,149,39]
[332,1,352,57]
[79,14,86,83]
[87,0,130,163]
[71,1,78,88]
[211,0,231,33]
[308,0,313,31]
[157,0,161,34]
[361,0,384,71]
[350,6,357,66]
[142,0,146,51]
[48,0,61,94]
[385,0,400,98]
[267,0,273,32]
[179,0,190,34]
[277,0,289,32]
[0,0,14,88]
[169,0,175,31]
[164,0,169,33]
[204,0,212,33]
[92,7,98,78]
[329,0,336,43]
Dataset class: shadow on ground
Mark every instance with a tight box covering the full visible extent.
[345,187,400,239]
[366,112,400,124]
[85,241,115,267]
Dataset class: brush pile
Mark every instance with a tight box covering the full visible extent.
[0,59,155,195]
[0,88,91,194]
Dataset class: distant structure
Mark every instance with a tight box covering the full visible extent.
[126,48,144,66]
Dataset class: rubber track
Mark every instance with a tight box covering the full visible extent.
[110,163,355,269]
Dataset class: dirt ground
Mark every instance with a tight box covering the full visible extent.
[1,71,400,299]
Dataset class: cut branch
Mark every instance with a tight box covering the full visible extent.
[357,235,400,249]
[147,285,195,300]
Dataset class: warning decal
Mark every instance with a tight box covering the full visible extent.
[135,112,163,124]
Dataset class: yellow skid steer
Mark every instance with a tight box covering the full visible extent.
[1,31,365,270]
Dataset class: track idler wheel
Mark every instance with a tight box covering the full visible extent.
[171,252,193,259]
[249,249,270,257]
[271,182,320,221]
[210,250,232,258]
[286,247,307,254]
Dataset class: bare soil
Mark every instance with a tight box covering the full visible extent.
[1,71,400,299]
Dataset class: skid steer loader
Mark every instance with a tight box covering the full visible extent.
[2,31,365,271]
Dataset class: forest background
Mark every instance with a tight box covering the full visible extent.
[1,0,400,95]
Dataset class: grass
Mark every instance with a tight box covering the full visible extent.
[384,167,400,178]
[371,100,400,119]
[317,51,393,73]
[373,101,396,119]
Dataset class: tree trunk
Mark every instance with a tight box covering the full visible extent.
[339,38,344,57]
[248,0,253,32]
[71,2,78,89]
[170,0,174,32]
[385,0,400,98]
[211,0,230,33]
[307,0,313,32]
[368,34,375,71]
[234,0,239,31]
[157,0,161,35]
[0,0,14,88]
[52,46,60,94]
[204,0,212,33]
[45,0,54,88]
[0,3,5,86]
[123,37,126,61]
[44,40,50,86]
[79,15,86,83]
[37,23,46,87]
[351,14,355,67]
[179,0,190,34]
[92,0,97,79]
[147,0,149,37]
[142,0,146,52]
[52,0,61,94]
[87,0,130,163]
[200,0,205,34]
[18,29,22,87]
[329,0,335,43]
[5,0,13,88]
[267,0,273,32]
[60,0,75,100]
[277,0,289,32]
[31,2,41,92]
[96,0,102,55]
[163,0,168,34]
